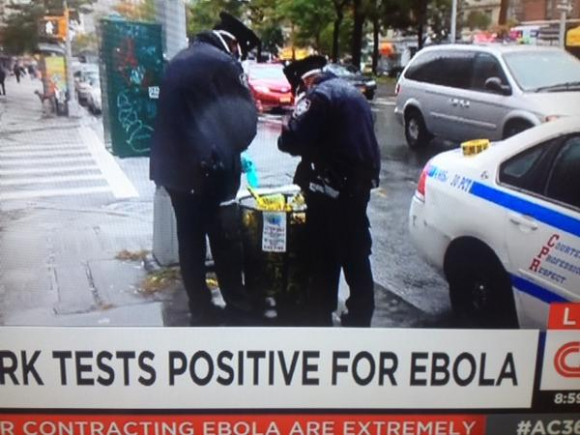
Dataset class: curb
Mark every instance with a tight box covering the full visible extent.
[143,253,215,274]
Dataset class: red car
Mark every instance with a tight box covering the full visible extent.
[247,63,294,113]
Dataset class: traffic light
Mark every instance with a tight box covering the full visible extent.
[38,16,67,40]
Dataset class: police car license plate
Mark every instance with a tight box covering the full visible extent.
[280,97,291,103]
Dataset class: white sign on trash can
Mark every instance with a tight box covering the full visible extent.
[262,212,287,253]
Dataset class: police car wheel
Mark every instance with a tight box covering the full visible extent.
[448,253,518,328]
[404,109,430,149]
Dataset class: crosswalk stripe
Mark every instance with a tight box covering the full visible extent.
[0,144,85,153]
[0,150,91,159]
[0,174,105,186]
[0,157,94,166]
[0,186,112,201]
[0,165,99,176]
[373,99,396,106]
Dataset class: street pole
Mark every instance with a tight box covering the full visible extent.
[451,0,458,43]
[156,0,188,59]
[152,0,188,266]
[64,0,80,117]
[558,0,571,48]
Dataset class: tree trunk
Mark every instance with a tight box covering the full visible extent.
[332,12,343,62]
[351,0,365,68]
[416,0,428,50]
[372,13,380,74]
[498,0,509,25]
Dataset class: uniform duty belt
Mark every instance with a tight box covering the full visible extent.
[308,181,340,199]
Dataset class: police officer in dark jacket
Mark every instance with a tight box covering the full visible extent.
[150,12,260,325]
[278,56,381,327]
[0,66,6,96]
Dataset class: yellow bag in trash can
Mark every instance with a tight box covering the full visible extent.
[240,187,309,324]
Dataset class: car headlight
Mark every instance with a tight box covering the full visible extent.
[366,80,376,87]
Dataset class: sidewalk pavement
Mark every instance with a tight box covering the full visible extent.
[0,77,188,327]
[0,78,412,328]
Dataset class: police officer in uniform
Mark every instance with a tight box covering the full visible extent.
[278,56,381,327]
[150,12,260,325]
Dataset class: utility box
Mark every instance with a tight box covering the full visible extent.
[99,19,163,157]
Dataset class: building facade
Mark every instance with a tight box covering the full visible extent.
[513,0,580,22]
[462,0,503,26]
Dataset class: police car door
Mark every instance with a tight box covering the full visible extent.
[499,135,580,327]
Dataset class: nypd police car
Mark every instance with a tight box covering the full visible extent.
[409,116,580,328]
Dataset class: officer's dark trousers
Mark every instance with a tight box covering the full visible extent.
[305,190,375,327]
[167,189,247,316]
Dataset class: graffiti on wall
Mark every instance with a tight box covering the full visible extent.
[102,19,163,157]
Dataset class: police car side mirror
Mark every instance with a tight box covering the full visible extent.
[485,77,511,96]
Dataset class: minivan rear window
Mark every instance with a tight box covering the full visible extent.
[405,50,473,89]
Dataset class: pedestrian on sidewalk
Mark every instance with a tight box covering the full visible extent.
[28,64,36,80]
[0,66,6,96]
[150,12,260,326]
[13,62,22,83]
[278,56,381,327]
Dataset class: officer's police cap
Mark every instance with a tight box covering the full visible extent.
[283,55,327,93]
[214,12,260,58]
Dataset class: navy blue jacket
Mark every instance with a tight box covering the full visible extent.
[278,74,381,196]
[150,32,258,201]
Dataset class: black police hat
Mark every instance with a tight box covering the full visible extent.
[214,11,260,59]
[283,55,327,94]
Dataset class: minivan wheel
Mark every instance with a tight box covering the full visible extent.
[503,120,533,139]
[404,109,431,149]
[447,249,518,328]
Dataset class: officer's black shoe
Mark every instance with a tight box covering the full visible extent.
[189,305,227,327]
[340,312,371,327]
[302,312,333,327]
[223,304,264,326]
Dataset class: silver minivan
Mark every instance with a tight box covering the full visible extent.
[394,44,580,148]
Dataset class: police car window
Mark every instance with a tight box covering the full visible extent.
[471,54,508,91]
[545,137,580,209]
[499,144,547,193]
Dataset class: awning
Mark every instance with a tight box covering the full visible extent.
[474,31,497,43]
[567,26,580,47]
[380,42,394,56]
[37,42,65,55]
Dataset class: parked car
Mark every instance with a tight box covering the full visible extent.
[395,45,580,149]
[409,116,580,329]
[247,63,293,113]
[74,65,99,105]
[87,86,101,114]
[323,63,377,100]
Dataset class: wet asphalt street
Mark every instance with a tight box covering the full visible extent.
[241,92,463,328]
[364,94,459,327]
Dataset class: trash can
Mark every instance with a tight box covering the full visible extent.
[239,186,309,324]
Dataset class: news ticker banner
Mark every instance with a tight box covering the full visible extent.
[1,414,580,435]
[0,327,538,409]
